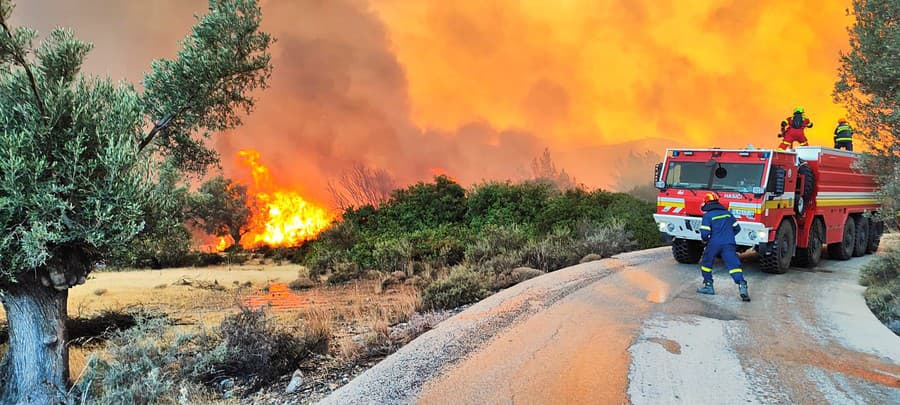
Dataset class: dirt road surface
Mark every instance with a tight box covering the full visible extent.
[324,247,900,404]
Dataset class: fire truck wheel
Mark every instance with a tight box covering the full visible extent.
[853,216,869,257]
[827,216,855,261]
[867,220,884,253]
[761,220,795,274]
[672,238,703,264]
[792,218,824,268]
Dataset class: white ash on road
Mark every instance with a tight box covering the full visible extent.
[324,247,900,404]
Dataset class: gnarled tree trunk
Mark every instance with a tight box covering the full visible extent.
[0,273,69,404]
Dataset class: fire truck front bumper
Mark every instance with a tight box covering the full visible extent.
[653,214,770,247]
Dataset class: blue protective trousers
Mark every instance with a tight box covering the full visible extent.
[700,242,745,284]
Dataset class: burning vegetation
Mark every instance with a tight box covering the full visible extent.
[237,150,334,247]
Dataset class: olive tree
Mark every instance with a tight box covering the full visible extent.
[190,176,255,250]
[0,0,271,402]
[834,0,900,223]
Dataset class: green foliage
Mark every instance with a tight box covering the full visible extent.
[303,176,657,286]
[0,0,271,288]
[141,0,272,173]
[381,175,467,231]
[860,247,900,333]
[835,0,900,222]
[466,181,555,232]
[190,176,254,249]
[422,266,489,310]
[109,164,192,269]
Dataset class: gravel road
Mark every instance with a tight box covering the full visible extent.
[324,246,900,404]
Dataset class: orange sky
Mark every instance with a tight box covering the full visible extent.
[14,0,855,204]
[373,0,852,147]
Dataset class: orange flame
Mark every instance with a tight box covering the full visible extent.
[215,237,228,252]
[237,150,334,246]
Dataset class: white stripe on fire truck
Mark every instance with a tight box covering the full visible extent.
[815,191,879,207]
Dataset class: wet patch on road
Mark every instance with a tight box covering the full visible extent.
[628,315,763,404]
[646,338,681,354]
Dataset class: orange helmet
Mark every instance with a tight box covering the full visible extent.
[838,117,847,124]
[703,192,719,204]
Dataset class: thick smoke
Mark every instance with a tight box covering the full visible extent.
[14,0,854,205]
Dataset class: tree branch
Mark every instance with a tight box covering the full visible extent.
[0,14,46,117]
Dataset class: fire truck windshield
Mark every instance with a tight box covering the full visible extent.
[665,162,765,192]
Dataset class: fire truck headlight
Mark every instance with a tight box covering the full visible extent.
[658,222,668,232]
[757,230,768,240]
[667,223,676,232]
[747,230,757,241]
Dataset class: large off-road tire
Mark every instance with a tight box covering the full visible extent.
[867,220,884,253]
[795,163,815,216]
[672,238,703,264]
[853,216,869,257]
[792,218,824,268]
[827,216,855,260]
[761,219,795,274]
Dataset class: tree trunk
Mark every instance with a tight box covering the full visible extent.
[230,230,243,250]
[0,274,69,404]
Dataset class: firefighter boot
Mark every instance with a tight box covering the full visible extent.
[696,280,714,295]
[738,281,751,302]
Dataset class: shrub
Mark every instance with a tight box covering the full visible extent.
[523,228,581,272]
[193,252,225,267]
[423,266,489,310]
[214,308,306,387]
[573,219,638,258]
[464,224,529,265]
[326,262,363,284]
[860,247,900,334]
[288,277,316,290]
[373,237,415,273]
[78,306,328,402]
[76,317,203,404]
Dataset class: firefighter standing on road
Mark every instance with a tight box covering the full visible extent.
[834,118,854,151]
[696,192,751,302]
[778,107,813,151]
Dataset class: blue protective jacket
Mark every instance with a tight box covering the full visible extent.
[699,202,741,244]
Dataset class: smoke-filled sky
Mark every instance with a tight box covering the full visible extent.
[14,0,854,205]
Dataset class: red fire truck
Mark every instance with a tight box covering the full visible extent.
[653,146,883,273]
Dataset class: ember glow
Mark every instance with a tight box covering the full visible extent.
[237,150,334,246]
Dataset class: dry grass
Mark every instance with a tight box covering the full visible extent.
[1,264,427,391]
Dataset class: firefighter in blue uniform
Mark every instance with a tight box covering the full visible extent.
[697,192,751,301]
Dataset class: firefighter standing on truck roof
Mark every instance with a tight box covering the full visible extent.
[696,192,751,302]
[834,118,854,151]
[778,107,813,151]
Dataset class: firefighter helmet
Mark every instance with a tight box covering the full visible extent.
[794,106,804,114]
[838,117,847,124]
[703,192,719,204]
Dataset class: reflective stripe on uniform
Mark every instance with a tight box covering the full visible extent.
[799,141,809,146]
[701,266,713,273]
[835,137,852,141]
[711,214,731,221]
[700,225,711,230]
[729,268,743,274]
[732,222,739,227]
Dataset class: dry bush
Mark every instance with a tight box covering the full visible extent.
[288,277,316,290]
[298,307,332,354]
[93,288,108,296]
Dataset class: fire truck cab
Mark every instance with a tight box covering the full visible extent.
[653,146,883,274]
